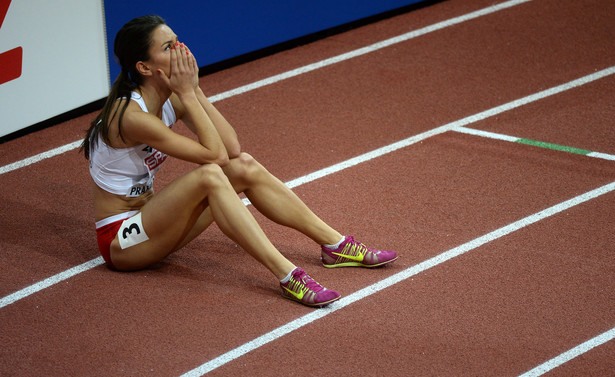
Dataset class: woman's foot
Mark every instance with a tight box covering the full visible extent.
[321,236,398,268]
[280,267,341,307]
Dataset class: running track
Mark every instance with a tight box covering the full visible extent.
[1,0,614,375]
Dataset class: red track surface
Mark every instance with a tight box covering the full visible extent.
[1,0,614,376]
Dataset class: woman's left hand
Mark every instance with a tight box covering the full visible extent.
[184,43,199,90]
[157,42,199,97]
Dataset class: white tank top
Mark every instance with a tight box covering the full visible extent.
[89,92,176,197]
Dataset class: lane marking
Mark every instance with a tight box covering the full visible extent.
[455,127,615,160]
[0,140,82,175]
[588,152,615,161]
[207,0,533,102]
[0,0,552,306]
[0,1,612,373]
[180,182,615,376]
[282,66,615,189]
[0,257,104,309]
[517,138,591,155]
[2,66,614,309]
[518,326,615,377]
[0,0,532,176]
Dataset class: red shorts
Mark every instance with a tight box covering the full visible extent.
[96,210,141,269]
[96,220,123,269]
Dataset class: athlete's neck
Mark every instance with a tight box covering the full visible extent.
[137,83,171,117]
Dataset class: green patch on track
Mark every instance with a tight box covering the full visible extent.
[515,139,592,155]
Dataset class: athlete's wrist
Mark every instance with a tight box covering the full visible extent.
[176,90,198,102]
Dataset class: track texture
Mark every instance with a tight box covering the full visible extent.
[1,0,614,376]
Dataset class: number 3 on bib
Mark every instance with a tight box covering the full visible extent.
[118,213,150,249]
[122,223,141,239]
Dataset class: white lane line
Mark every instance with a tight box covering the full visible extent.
[0,257,105,309]
[180,182,615,376]
[0,0,532,177]
[0,140,82,175]
[207,0,533,102]
[2,67,614,309]
[0,0,545,306]
[2,3,613,372]
[518,327,615,377]
[588,152,615,161]
[455,126,520,142]
[283,66,615,189]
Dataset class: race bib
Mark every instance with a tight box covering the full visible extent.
[118,213,149,249]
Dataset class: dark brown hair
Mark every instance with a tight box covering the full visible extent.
[81,15,166,159]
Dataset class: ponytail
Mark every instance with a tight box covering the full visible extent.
[80,69,136,159]
[80,15,166,160]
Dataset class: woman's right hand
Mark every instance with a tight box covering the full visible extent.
[157,42,198,98]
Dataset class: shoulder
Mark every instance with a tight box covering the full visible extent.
[121,103,172,146]
[103,98,142,148]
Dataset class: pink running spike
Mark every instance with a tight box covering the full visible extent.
[321,236,398,268]
[280,268,341,307]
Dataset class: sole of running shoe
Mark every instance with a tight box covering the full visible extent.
[322,255,399,268]
[280,294,341,307]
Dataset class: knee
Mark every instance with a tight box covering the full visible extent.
[195,164,230,190]
[228,152,263,182]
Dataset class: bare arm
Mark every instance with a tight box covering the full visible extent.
[123,43,228,166]
[194,88,241,158]
[171,92,241,159]
[170,45,241,158]
[122,103,228,166]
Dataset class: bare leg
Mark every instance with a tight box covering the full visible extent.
[110,164,295,279]
[222,153,343,246]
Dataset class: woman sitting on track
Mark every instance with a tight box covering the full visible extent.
[80,15,398,308]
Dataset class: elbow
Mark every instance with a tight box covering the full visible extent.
[214,150,230,167]
[226,141,242,160]
[216,156,230,167]
[195,148,229,167]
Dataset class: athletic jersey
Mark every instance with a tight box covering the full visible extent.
[89,92,177,197]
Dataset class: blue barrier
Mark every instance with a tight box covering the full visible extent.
[104,1,426,82]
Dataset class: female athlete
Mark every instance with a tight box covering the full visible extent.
[81,15,398,307]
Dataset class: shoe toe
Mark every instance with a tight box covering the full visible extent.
[383,250,398,262]
[316,289,341,305]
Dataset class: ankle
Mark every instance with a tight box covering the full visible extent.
[279,266,298,283]
[323,235,345,250]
